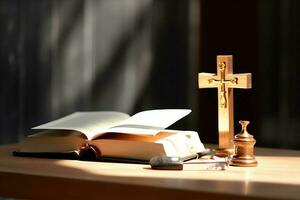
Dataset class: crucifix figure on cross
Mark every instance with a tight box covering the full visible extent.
[198,55,252,157]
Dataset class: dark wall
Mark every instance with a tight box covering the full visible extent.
[0,1,53,143]
[199,0,300,149]
[198,0,260,145]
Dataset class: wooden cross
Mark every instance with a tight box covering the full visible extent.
[198,55,252,157]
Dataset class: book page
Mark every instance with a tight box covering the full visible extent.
[107,109,191,136]
[32,112,130,140]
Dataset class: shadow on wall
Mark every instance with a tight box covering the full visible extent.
[0,0,194,145]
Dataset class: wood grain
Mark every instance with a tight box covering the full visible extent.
[0,144,300,199]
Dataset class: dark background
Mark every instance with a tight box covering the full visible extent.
[1,0,300,149]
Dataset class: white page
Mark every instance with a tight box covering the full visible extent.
[32,112,130,140]
[107,109,191,135]
[32,109,192,139]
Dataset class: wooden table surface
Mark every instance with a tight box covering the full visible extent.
[0,144,300,200]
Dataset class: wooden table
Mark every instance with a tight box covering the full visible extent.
[0,144,300,200]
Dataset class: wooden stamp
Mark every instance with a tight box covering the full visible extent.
[230,120,257,167]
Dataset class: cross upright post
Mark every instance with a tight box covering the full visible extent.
[198,55,252,157]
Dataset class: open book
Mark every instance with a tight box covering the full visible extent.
[14,109,205,163]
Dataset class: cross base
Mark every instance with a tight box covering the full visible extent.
[214,148,234,157]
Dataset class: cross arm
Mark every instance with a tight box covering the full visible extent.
[227,73,252,89]
[198,73,218,88]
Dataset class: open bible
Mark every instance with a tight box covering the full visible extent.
[14,109,205,163]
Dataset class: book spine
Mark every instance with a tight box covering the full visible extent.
[79,143,101,161]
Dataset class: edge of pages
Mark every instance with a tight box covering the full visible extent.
[32,109,192,140]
